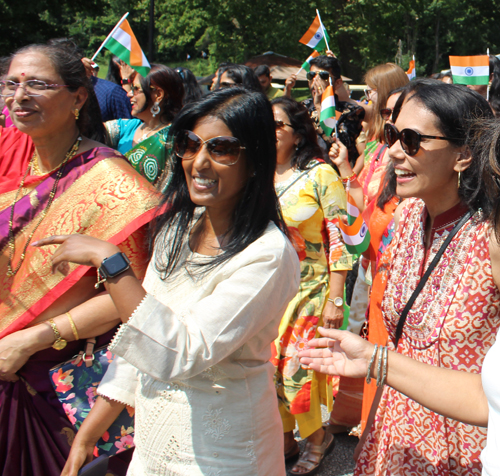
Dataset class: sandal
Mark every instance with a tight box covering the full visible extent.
[284,440,300,463]
[288,433,335,476]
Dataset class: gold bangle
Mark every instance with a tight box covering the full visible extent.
[66,312,79,341]
[341,172,357,184]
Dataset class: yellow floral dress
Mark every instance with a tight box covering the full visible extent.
[271,160,352,414]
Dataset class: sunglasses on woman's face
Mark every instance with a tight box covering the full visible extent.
[174,130,245,165]
[306,70,331,81]
[275,120,293,129]
[380,108,393,121]
[384,123,456,156]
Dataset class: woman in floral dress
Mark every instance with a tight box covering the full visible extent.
[271,97,352,475]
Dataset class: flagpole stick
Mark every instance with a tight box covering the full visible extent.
[296,67,304,75]
[316,9,331,52]
[91,12,130,61]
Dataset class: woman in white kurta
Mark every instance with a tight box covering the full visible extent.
[40,88,300,476]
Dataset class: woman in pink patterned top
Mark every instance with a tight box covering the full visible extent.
[306,79,500,475]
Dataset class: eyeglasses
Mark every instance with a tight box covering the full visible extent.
[275,120,293,129]
[306,70,331,81]
[0,79,69,97]
[174,130,245,165]
[380,108,393,121]
[384,124,457,156]
[130,84,145,95]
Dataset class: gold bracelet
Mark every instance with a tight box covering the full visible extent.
[47,318,67,350]
[66,312,79,341]
[341,172,357,184]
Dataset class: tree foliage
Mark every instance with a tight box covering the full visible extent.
[1,0,499,81]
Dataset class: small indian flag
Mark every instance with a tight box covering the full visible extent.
[104,18,151,77]
[319,85,336,136]
[406,58,416,81]
[299,14,331,52]
[449,55,489,86]
[337,192,371,255]
[301,51,321,72]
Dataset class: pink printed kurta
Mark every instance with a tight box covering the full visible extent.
[356,198,500,475]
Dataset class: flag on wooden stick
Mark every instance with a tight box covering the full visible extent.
[337,191,371,255]
[449,55,489,86]
[301,51,321,72]
[406,57,416,80]
[299,13,331,52]
[103,18,151,76]
[319,85,336,136]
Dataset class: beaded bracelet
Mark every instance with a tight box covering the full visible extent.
[341,172,357,184]
[366,344,378,384]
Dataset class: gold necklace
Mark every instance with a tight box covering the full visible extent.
[31,150,66,176]
[7,136,82,277]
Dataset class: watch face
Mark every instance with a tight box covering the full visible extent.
[53,338,67,350]
[334,297,343,307]
[102,253,130,277]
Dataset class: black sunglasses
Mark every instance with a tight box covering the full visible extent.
[384,124,457,156]
[174,130,245,165]
[380,108,393,121]
[275,120,293,129]
[306,70,331,81]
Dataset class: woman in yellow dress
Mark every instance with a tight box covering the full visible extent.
[271,97,352,475]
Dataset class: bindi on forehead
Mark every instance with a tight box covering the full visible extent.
[21,73,25,76]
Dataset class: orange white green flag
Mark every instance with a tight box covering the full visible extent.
[301,50,321,72]
[319,85,336,136]
[449,55,489,85]
[98,14,151,77]
[337,190,370,255]
[406,57,416,80]
[299,13,331,52]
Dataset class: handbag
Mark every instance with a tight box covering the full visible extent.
[49,338,135,457]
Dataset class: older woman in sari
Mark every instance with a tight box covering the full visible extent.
[0,43,159,475]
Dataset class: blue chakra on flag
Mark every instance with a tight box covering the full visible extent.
[314,33,322,40]
[360,222,368,238]
[465,67,474,76]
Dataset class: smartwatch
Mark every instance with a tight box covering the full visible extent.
[98,252,131,280]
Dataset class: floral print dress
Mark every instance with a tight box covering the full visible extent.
[271,160,352,414]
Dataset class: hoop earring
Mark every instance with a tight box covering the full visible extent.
[74,109,80,120]
[458,170,461,189]
[151,102,160,117]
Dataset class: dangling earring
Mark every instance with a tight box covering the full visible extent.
[151,102,160,117]
[74,109,80,120]
[458,170,461,189]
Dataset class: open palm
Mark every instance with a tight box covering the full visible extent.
[298,328,374,378]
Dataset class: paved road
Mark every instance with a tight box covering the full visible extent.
[285,431,357,476]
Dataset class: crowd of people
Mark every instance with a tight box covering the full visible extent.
[1,36,500,476]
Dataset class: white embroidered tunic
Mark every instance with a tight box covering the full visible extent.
[98,221,300,476]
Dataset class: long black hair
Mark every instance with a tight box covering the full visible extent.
[150,87,288,278]
[215,64,262,92]
[271,96,324,170]
[138,64,184,124]
[174,66,203,104]
[393,79,494,216]
[9,42,105,142]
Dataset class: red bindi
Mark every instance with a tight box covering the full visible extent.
[21,73,25,76]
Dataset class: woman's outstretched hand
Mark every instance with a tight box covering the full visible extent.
[298,327,374,377]
[32,235,120,274]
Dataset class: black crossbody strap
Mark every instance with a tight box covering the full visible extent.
[394,210,473,347]
[277,162,322,198]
